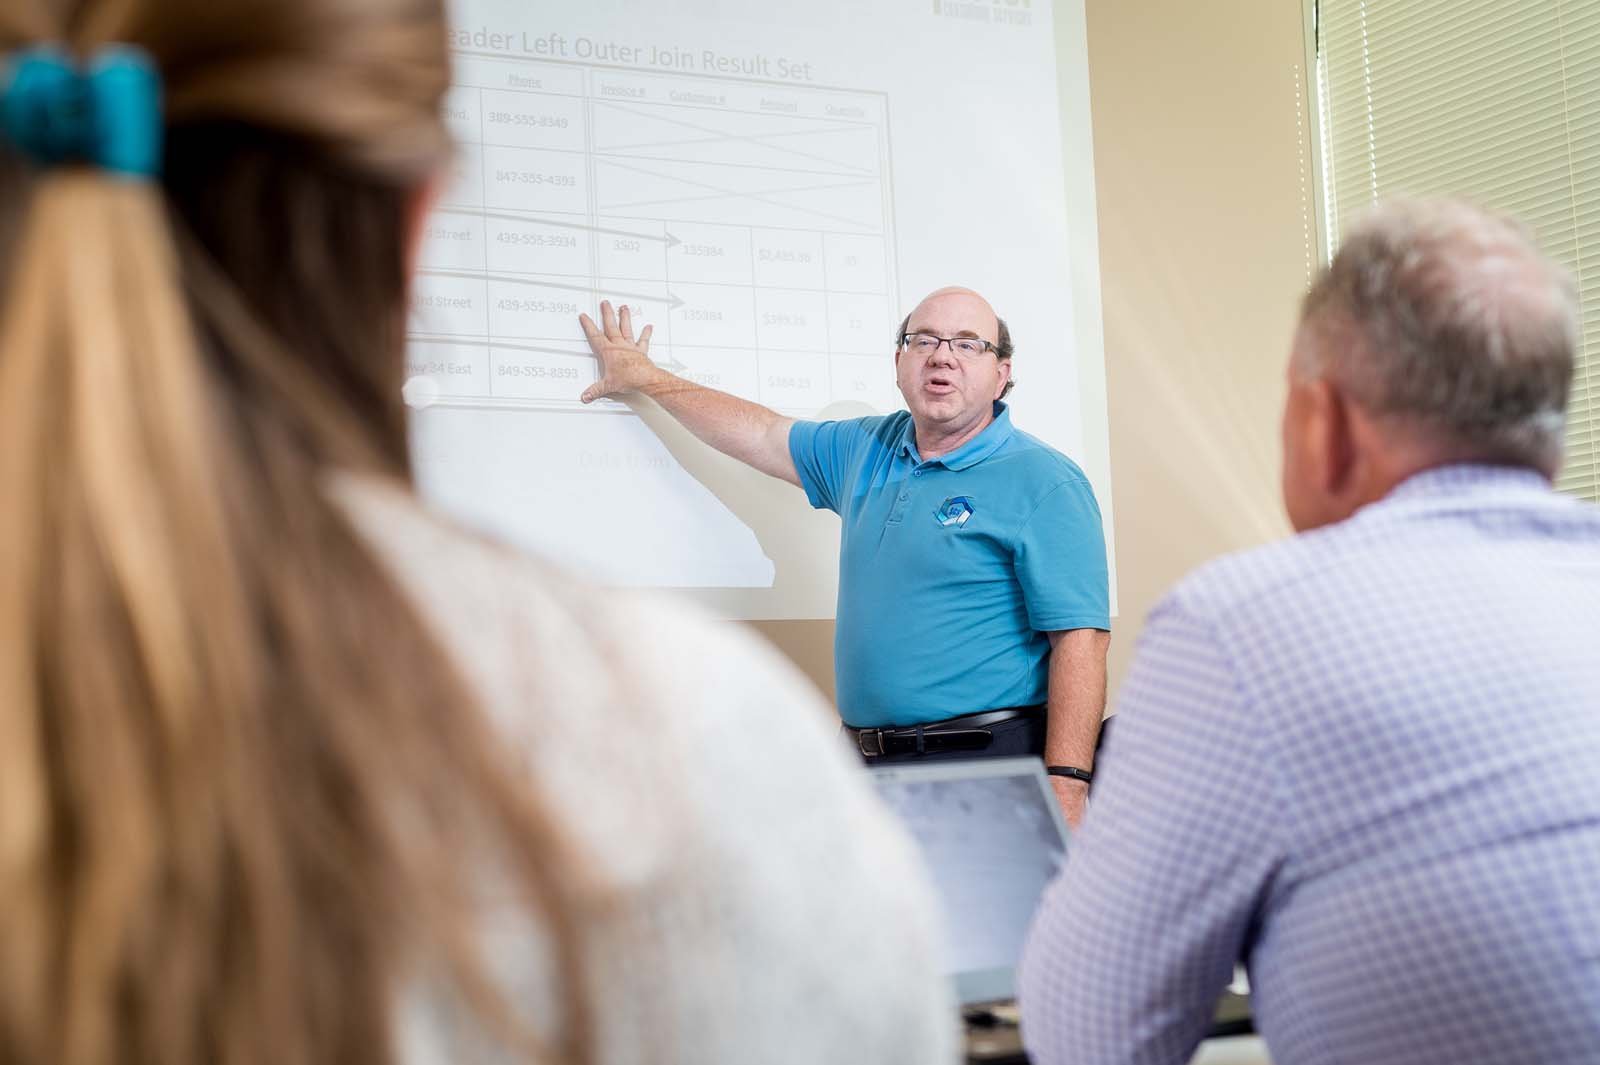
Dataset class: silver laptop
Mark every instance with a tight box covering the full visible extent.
[869,757,1070,1006]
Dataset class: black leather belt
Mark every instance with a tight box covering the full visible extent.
[845,705,1044,758]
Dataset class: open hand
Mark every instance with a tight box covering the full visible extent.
[578,300,661,403]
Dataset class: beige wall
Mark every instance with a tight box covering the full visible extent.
[1086,0,1313,688]
[749,0,1314,706]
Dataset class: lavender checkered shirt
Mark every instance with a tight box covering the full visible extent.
[1019,464,1600,1065]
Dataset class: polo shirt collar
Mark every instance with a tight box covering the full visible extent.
[898,402,1015,469]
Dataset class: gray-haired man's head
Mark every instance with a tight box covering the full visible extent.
[1294,199,1578,474]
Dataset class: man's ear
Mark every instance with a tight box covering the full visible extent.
[994,358,1013,400]
[1302,378,1359,498]
[1323,381,1360,498]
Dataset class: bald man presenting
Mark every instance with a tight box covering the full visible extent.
[579,290,1110,825]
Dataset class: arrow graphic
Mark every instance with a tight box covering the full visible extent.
[409,336,589,359]
[419,269,686,310]
[434,207,682,248]
[407,335,688,374]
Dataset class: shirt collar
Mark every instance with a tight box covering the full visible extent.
[1384,462,1552,504]
[898,402,1016,469]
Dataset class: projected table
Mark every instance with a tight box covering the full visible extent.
[408,53,901,416]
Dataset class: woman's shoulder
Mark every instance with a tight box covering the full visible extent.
[326,474,854,866]
[326,473,831,735]
[332,474,957,1065]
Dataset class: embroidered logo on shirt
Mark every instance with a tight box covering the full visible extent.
[934,496,975,527]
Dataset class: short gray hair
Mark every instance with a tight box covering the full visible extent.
[1296,199,1578,472]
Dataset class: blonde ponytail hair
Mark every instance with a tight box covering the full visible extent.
[0,6,591,1065]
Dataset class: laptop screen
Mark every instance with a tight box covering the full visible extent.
[869,757,1071,1005]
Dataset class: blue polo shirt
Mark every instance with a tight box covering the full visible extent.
[788,402,1110,727]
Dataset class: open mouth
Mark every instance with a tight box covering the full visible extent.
[924,375,956,394]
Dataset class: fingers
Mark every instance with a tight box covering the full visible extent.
[580,309,607,403]
[580,301,651,404]
[591,300,653,343]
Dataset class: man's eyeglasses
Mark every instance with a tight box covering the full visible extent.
[898,332,998,360]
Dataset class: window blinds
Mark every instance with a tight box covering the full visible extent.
[1315,0,1600,499]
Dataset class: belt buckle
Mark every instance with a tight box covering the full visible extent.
[858,727,886,758]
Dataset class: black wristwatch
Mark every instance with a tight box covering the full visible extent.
[1046,765,1093,785]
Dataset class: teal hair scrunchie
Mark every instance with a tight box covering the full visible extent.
[0,46,162,178]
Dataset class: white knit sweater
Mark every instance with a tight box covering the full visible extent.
[334,477,958,1065]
